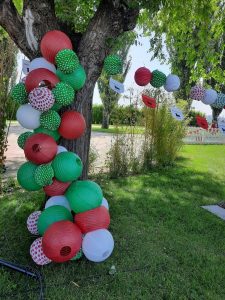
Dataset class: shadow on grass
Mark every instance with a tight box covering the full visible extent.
[0,163,225,299]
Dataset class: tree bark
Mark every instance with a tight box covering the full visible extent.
[102,109,110,129]
[0,0,139,179]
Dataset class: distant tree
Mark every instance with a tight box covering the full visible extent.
[0,29,17,173]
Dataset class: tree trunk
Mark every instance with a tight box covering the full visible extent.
[0,0,139,179]
[102,108,110,129]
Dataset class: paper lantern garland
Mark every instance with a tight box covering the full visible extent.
[34,164,54,187]
[40,110,61,130]
[211,93,225,109]
[11,83,28,104]
[104,55,123,75]
[202,89,217,105]
[164,74,180,92]
[17,131,33,149]
[11,29,114,266]
[56,49,79,74]
[190,86,205,101]
[134,67,152,86]
[52,82,75,106]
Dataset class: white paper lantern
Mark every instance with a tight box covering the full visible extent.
[30,237,52,265]
[30,57,56,74]
[16,104,41,129]
[45,195,71,211]
[164,74,180,92]
[27,211,41,235]
[202,89,217,105]
[57,145,68,154]
[82,229,114,262]
[101,197,109,210]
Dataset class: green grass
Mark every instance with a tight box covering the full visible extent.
[91,124,144,134]
[1,145,225,299]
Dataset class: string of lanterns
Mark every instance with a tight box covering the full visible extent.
[11,30,115,265]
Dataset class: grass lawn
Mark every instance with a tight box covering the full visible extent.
[91,124,144,134]
[0,145,225,299]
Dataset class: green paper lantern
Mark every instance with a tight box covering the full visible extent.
[150,70,167,88]
[34,164,54,187]
[66,180,103,213]
[40,110,61,131]
[17,131,33,149]
[56,65,86,91]
[52,152,83,182]
[51,101,63,111]
[17,162,42,191]
[70,249,83,261]
[11,83,28,104]
[34,127,60,141]
[37,205,73,235]
[52,82,75,106]
[56,49,79,74]
[104,55,122,75]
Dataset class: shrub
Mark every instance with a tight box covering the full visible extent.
[187,110,205,127]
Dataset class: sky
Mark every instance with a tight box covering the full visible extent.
[17,33,225,118]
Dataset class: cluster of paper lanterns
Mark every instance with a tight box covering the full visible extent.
[190,85,225,109]
[11,30,114,265]
[134,67,180,92]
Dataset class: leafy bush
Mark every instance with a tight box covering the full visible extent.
[187,110,206,127]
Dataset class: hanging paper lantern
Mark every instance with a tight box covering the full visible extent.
[43,177,71,196]
[17,162,42,191]
[45,195,71,211]
[40,110,61,131]
[55,49,79,74]
[11,83,28,104]
[66,180,103,213]
[190,85,205,101]
[17,131,33,149]
[196,115,208,130]
[134,67,152,86]
[104,55,122,75]
[51,101,62,111]
[82,229,114,262]
[30,57,56,73]
[34,127,60,142]
[101,197,109,210]
[75,206,110,234]
[56,65,86,90]
[164,74,180,92]
[40,30,73,64]
[34,164,54,187]
[16,104,41,130]
[24,133,57,165]
[202,89,217,105]
[52,82,75,106]
[150,70,167,88]
[57,145,68,154]
[37,205,73,236]
[30,237,52,265]
[27,211,41,235]
[52,152,83,182]
[58,111,86,140]
[211,93,225,109]
[142,94,156,108]
[42,220,82,263]
[28,87,55,112]
[70,249,83,261]
[25,68,60,93]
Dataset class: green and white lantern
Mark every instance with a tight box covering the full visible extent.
[150,70,167,88]
[17,131,33,149]
[103,55,123,75]
[40,110,61,131]
[11,83,28,104]
[34,164,54,187]
[56,49,79,74]
[52,82,75,106]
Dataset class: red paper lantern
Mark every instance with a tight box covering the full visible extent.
[42,220,82,263]
[25,68,60,93]
[142,94,156,108]
[75,206,110,234]
[44,178,71,196]
[24,133,57,165]
[40,30,73,64]
[134,67,152,86]
[196,115,208,130]
[58,111,86,140]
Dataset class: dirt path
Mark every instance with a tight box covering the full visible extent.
[3,125,112,179]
